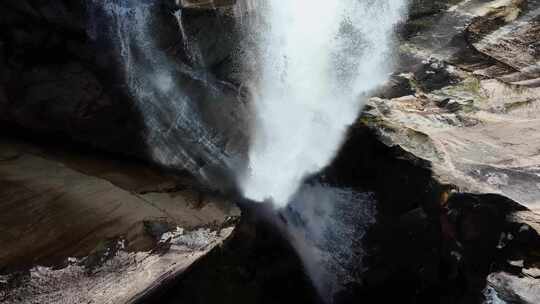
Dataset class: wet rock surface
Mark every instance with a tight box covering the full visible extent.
[0,131,239,270]
[137,205,322,304]
[326,0,540,302]
[0,131,239,303]
[0,228,234,304]
[0,0,250,190]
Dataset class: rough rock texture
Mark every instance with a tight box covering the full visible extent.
[324,0,540,303]
[0,131,239,303]
[379,0,540,212]
[1,228,234,304]
[0,1,144,155]
[487,271,540,303]
[180,0,237,9]
[0,0,249,190]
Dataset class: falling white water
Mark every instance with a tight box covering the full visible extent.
[242,0,408,207]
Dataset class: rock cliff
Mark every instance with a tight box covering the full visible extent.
[330,0,540,302]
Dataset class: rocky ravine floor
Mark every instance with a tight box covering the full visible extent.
[0,133,239,303]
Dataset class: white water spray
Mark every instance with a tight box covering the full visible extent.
[280,185,377,300]
[242,0,408,207]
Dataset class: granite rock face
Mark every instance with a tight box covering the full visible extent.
[328,0,540,302]
[364,0,540,212]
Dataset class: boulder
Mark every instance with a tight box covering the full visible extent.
[0,135,239,270]
[179,0,237,9]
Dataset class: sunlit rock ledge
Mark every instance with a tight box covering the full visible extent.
[332,0,540,302]
[178,0,257,15]
[363,0,540,212]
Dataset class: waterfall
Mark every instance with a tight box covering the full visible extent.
[280,185,377,300]
[241,0,408,207]
[86,1,409,301]
[87,0,407,202]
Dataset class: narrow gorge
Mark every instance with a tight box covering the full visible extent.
[1,1,539,304]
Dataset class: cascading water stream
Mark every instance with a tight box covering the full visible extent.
[88,1,407,302]
[241,0,408,207]
[238,2,408,300]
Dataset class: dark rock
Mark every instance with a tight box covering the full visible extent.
[138,205,322,304]
[409,0,456,18]
[175,8,240,75]
[375,74,415,99]
[143,220,173,241]
[82,239,122,274]
[487,271,540,304]
[0,135,239,271]
[413,58,460,91]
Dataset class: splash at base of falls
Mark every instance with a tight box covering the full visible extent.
[274,184,377,302]
[237,2,408,300]
[240,0,408,207]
